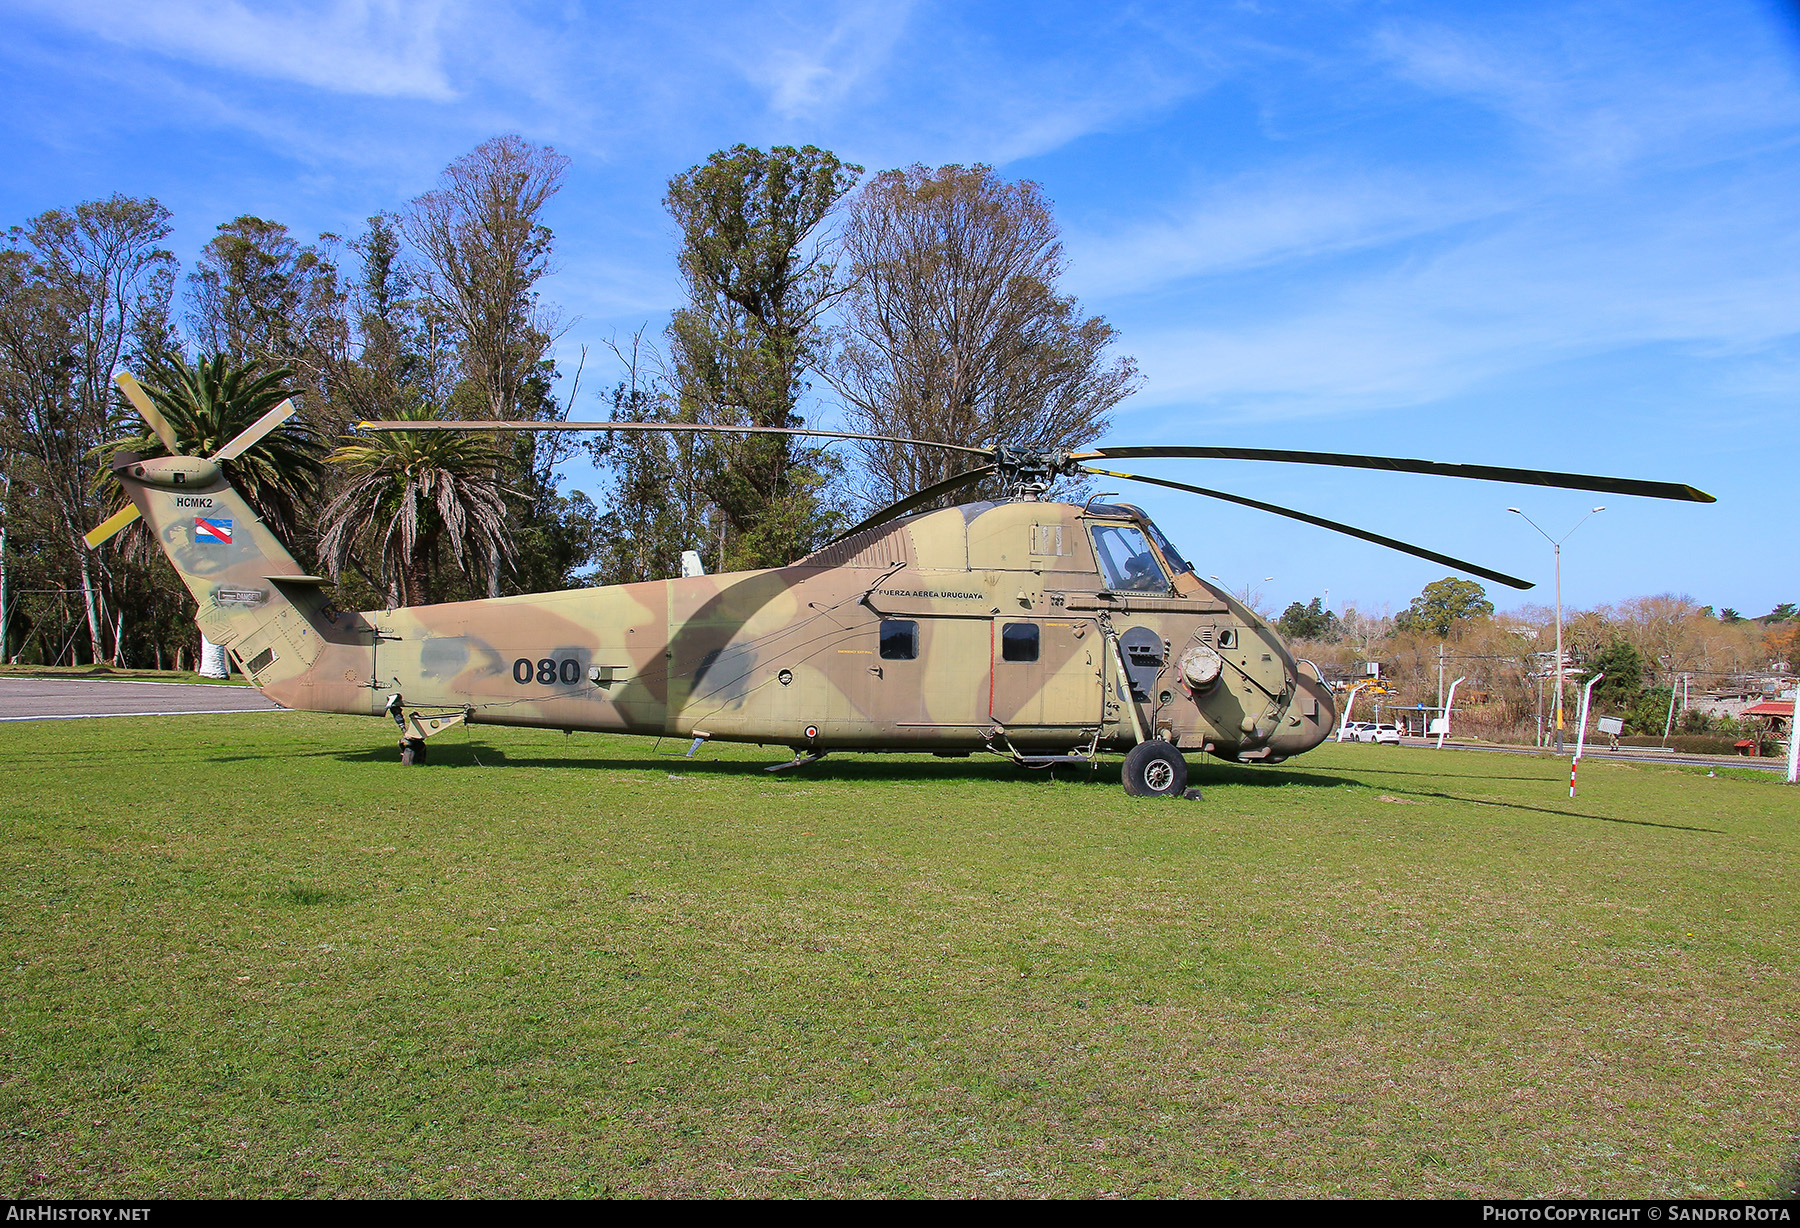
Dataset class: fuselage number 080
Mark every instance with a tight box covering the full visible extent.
[514,657,581,685]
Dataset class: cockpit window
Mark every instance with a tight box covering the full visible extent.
[1141,519,1193,575]
[1089,524,1170,593]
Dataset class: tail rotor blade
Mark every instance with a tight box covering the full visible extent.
[114,372,182,456]
[83,503,141,550]
[212,398,297,461]
[1082,466,1536,590]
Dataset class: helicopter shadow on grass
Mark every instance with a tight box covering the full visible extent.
[1333,761,1728,831]
[202,744,1718,829]
[1325,759,1554,784]
[308,741,1360,789]
[1366,785,1725,834]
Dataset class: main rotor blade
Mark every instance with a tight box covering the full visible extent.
[1079,446,1715,504]
[114,372,181,456]
[356,419,995,458]
[1082,466,1536,590]
[828,465,1000,543]
[212,398,297,461]
[84,503,140,550]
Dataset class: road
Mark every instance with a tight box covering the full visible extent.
[0,677,286,721]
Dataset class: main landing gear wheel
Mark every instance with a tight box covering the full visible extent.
[399,738,428,766]
[1121,739,1188,798]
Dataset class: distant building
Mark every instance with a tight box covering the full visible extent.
[1740,699,1794,736]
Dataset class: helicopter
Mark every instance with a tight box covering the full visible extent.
[86,371,1713,797]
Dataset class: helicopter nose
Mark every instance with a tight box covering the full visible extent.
[1268,673,1336,756]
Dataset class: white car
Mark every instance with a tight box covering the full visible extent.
[1338,721,1376,742]
[1355,723,1402,745]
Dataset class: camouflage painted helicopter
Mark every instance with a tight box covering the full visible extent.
[87,372,1713,796]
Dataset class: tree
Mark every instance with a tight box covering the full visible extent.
[0,196,174,664]
[1624,685,1674,736]
[664,144,861,569]
[318,411,512,608]
[1277,597,1339,642]
[585,332,712,587]
[403,136,568,428]
[1586,638,1647,712]
[830,164,1138,510]
[97,354,325,543]
[187,215,344,397]
[404,135,572,595]
[1395,577,1494,638]
[328,215,452,428]
[1766,623,1800,673]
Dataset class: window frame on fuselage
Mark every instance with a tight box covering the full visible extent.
[1000,622,1040,663]
[1087,522,1172,594]
[879,619,919,660]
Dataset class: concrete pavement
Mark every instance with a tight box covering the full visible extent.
[0,677,286,721]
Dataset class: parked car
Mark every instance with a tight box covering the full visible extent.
[1355,723,1402,745]
[1338,721,1376,742]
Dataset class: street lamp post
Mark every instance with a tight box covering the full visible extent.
[1509,506,1605,753]
[1210,575,1274,611]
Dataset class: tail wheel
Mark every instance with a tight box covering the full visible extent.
[400,738,428,766]
[1122,740,1188,798]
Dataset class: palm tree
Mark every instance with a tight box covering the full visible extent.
[318,408,512,607]
[97,354,325,541]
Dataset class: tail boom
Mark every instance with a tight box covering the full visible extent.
[115,453,377,714]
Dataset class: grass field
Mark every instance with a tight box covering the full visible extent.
[2,711,1796,1198]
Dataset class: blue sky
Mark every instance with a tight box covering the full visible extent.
[4,0,1797,617]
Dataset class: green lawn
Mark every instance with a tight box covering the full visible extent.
[2,713,1795,1198]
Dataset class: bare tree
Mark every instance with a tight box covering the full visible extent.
[0,197,174,663]
[829,165,1139,510]
[402,134,571,595]
[403,134,569,423]
[588,329,713,585]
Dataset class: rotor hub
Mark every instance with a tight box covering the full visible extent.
[992,445,1079,499]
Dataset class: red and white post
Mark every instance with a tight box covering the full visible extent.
[1570,672,1604,799]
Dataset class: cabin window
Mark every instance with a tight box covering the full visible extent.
[879,620,918,660]
[1001,623,1040,662]
[1089,524,1169,593]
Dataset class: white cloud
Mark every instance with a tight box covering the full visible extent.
[1115,168,1800,425]
[1064,3,1800,429]
[730,0,914,120]
[1066,167,1508,299]
[20,0,460,99]
[1373,10,1800,174]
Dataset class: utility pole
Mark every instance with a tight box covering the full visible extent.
[1510,506,1605,754]
[1438,643,1446,713]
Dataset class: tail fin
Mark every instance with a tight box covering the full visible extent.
[113,451,370,707]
